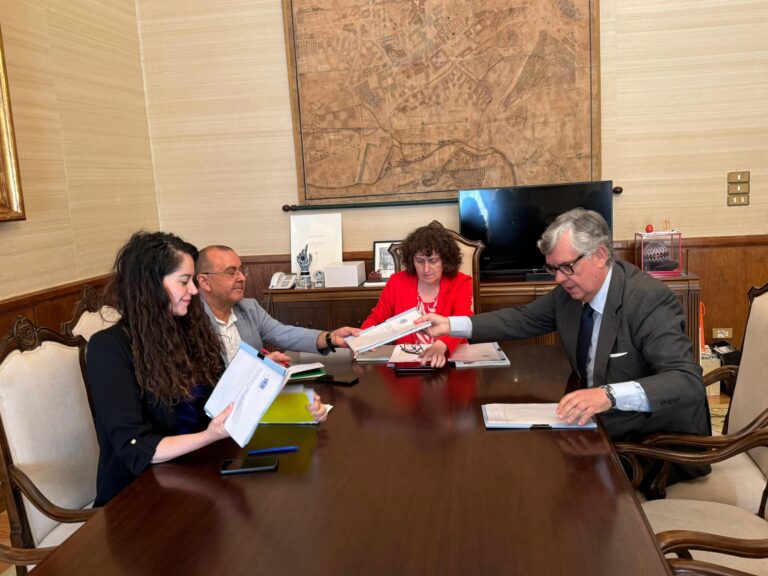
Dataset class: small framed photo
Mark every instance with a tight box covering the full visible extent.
[373,240,398,278]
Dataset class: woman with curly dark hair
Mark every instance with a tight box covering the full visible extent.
[361,222,473,367]
[87,231,326,505]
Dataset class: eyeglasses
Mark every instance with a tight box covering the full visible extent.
[400,343,423,355]
[543,254,585,276]
[199,266,249,277]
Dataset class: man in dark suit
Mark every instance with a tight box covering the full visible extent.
[421,209,710,470]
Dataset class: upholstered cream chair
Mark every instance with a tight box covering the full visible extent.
[388,220,485,312]
[615,283,768,574]
[630,282,768,513]
[0,317,98,571]
[61,285,120,341]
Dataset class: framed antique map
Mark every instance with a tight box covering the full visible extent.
[282,0,599,206]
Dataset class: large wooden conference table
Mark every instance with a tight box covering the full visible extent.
[34,345,671,575]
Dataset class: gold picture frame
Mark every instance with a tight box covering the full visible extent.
[0,25,24,221]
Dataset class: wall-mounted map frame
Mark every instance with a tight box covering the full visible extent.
[281,0,600,207]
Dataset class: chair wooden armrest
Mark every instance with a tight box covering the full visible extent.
[10,465,98,523]
[641,407,768,450]
[0,542,55,566]
[667,557,759,576]
[616,428,768,492]
[658,530,768,559]
[619,407,768,500]
[704,365,739,388]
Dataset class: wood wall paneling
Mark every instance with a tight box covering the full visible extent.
[2,238,764,358]
[0,275,110,337]
[685,237,768,350]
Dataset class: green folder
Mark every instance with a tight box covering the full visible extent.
[288,366,326,381]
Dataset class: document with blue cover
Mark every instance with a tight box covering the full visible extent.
[482,403,597,430]
[204,343,291,447]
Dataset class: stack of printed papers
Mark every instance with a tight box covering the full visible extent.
[450,342,510,368]
[482,403,597,430]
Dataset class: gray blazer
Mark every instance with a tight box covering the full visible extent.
[472,260,710,442]
[202,298,322,354]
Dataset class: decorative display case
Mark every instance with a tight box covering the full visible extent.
[634,231,682,277]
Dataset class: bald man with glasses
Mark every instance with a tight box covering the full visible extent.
[196,245,358,365]
[420,208,710,485]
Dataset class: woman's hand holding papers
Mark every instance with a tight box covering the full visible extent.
[152,403,234,464]
[208,402,235,439]
[307,393,328,422]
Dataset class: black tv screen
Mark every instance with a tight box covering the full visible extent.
[459,181,613,278]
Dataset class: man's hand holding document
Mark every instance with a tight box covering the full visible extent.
[344,307,431,353]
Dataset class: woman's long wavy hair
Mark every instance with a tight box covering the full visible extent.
[105,231,224,406]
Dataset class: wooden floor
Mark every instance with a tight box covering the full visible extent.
[0,509,11,573]
[708,393,730,434]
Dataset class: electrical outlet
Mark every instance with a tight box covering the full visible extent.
[727,171,750,183]
[727,194,749,206]
[712,328,733,339]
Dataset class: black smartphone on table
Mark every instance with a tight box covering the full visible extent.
[394,362,438,374]
[314,373,359,386]
[219,456,279,475]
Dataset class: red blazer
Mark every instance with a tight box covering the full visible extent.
[361,271,473,355]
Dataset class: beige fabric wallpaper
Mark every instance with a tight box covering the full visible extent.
[0,0,765,300]
[0,0,158,299]
[139,0,767,252]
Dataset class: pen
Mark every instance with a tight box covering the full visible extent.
[248,445,300,456]
[261,348,290,367]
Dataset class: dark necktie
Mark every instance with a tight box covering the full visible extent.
[576,304,595,388]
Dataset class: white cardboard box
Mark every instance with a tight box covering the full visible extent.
[325,261,366,287]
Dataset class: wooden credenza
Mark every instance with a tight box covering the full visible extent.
[264,274,701,349]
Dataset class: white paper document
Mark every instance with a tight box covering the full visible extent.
[450,342,510,368]
[387,344,425,364]
[482,403,597,430]
[344,307,431,354]
[353,345,395,364]
[204,342,290,447]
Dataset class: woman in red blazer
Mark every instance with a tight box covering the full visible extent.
[362,222,473,367]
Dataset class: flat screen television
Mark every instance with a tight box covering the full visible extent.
[459,181,614,279]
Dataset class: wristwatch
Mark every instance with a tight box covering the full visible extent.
[324,331,337,353]
[600,384,616,409]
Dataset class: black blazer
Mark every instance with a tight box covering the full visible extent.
[87,325,180,505]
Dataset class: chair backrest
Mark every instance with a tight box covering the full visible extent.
[727,282,768,476]
[62,285,120,341]
[388,221,484,312]
[0,317,98,548]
